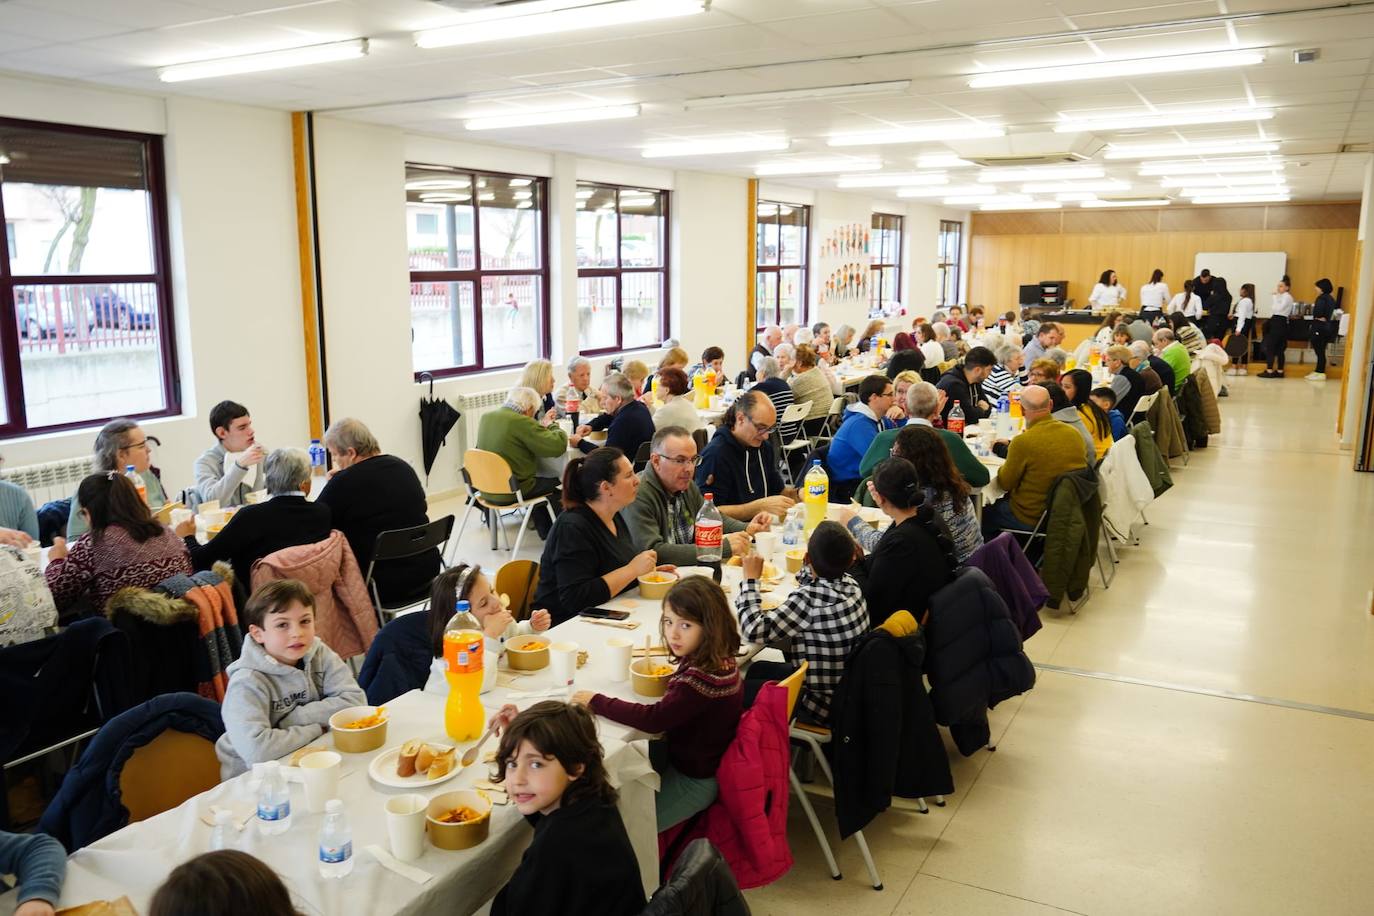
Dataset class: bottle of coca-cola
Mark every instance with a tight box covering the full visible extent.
[947,400,966,436]
[694,494,724,563]
[565,391,580,429]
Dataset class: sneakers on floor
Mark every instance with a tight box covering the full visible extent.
[1305,372,1327,381]
[1258,370,1281,378]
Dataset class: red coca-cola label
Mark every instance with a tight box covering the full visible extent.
[694,521,722,549]
[947,417,965,435]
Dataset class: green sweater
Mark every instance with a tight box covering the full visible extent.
[622,466,747,566]
[1159,342,1192,390]
[997,417,1089,525]
[859,422,991,489]
[0,480,39,539]
[473,407,569,501]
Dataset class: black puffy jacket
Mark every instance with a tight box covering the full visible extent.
[923,568,1036,756]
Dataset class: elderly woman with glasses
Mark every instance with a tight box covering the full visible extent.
[67,418,169,539]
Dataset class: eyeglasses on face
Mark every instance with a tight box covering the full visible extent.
[656,453,702,467]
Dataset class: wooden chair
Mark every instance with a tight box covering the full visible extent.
[453,449,558,562]
[119,729,221,824]
[494,559,540,622]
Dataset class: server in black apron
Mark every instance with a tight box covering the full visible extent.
[1261,279,1295,378]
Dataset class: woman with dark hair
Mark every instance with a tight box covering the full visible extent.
[532,448,662,623]
[68,418,169,539]
[1307,278,1337,380]
[1204,276,1233,341]
[45,472,191,618]
[885,332,925,379]
[150,850,301,916]
[1260,278,1296,377]
[1063,368,1114,462]
[1140,269,1169,324]
[651,366,702,432]
[844,457,958,627]
[1090,269,1126,309]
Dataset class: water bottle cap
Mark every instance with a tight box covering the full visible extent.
[325,799,343,814]
[811,459,821,466]
[311,439,321,444]
[126,465,135,472]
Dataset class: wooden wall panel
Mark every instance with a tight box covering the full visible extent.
[1160,206,1267,232]
[1062,209,1158,235]
[971,211,1063,235]
[1265,203,1360,230]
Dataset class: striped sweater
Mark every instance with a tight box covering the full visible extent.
[589,661,742,778]
[46,524,192,618]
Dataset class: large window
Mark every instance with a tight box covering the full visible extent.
[870,212,903,314]
[406,165,550,376]
[0,118,178,436]
[576,183,669,354]
[755,201,809,331]
[937,219,963,309]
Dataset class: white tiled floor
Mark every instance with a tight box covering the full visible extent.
[428,375,1374,915]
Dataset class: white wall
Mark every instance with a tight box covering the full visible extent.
[0,75,308,498]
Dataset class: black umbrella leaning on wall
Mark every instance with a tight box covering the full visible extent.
[418,372,461,484]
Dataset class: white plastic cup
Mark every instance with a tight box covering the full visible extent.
[170,507,194,529]
[385,793,428,862]
[605,638,633,683]
[753,531,779,559]
[298,751,341,814]
[549,641,579,688]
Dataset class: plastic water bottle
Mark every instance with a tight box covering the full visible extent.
[781,507,802,550]
[318,799,354,879]
[802,460,829,535]
[947,400,966,436]
[694,494,724,563]
[309,439,327,477]
[995,396,1013,440]
[209,808,234,851]
[256,760,291,836]
[125,465,147,504]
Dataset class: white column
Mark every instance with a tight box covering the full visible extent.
[548,152,579,366]
[1340,155,1374,449]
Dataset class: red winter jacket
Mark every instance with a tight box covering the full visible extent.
[660,681,792,889]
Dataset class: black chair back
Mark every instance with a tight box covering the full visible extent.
[364,515,454,615]
[632,441,653,472]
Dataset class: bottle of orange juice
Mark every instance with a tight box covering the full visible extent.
[442,600,484,741]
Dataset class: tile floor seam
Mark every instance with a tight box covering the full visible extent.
[914,874,1091,916]
[1032,662,1374,722]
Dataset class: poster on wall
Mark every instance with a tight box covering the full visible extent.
[817,220,871,313]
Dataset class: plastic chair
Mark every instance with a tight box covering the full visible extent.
[778,662,883,890]
[1130,390,1159,421]
[453,449,558,561]
[810,397,848,448]
[774,401,813,486]
[364,515,453,625]
[494,559,540,622]
[632,441,653,473]
[120,728,221,824]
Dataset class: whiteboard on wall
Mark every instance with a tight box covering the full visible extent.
[1192,252,1287,317]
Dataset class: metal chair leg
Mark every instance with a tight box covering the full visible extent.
[808,735,883,890]
[450,499,478,566]
[789,767,841,880]
[511,508,533,559]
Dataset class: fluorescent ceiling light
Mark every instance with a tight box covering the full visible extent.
[642,137,789,158]
[1021,180,1131,193]
[1158,173,1285,187]
[968,49,1264,89]
[945,194,1030,206]
[1180,185,1287,198]
[415,0,707,49]
[1080,199,1171,208]
[898,184,992,198]
[837,172,948,188]
[977,165,1104,182]
[981,201,1062,211]
[758,204,794,216]
[1105,140,1280,160]
[516,201,533,209]
[158,38,367,82]
[1054,107,1274,133]
[463,104,639,130]
[916,153,973,169]
[513,190,533,200]
[754,158,881,177]
[478,192,495,201]
[509,178,532,187]
[407,178,470,191]
[419,194,470,203]
[1137,158,1284,176]
[575,189,596,199]
[0,154,10,165]
[684,80,910,110]
[827,123,1005,147]
[1187,193,1291,204]
[1056,192,1098,202]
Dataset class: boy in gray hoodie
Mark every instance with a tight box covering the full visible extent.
[216,579,366,780]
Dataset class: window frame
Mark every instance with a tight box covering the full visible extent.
[870,212,904,314]
[755,200,810,332]
[406,164,552,380]
[937,218,963,309]
[0,116,181,439]
[575,181,671,357]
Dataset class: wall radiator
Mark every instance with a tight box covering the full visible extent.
[0,456,92,507]
[451,389,512,460]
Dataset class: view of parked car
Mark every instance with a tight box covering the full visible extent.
[14,288,93,340]
[88,285,156,330]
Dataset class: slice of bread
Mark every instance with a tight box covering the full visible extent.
[426,747,457,781]
[397,739,423,778]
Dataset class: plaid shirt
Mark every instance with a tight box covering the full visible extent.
[736,569,868,723]
[665,491,695,547]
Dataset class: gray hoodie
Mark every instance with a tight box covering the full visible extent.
[194,442,263,508]
[215,636,366,780]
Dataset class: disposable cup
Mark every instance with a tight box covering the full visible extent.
[385,793,428,861]
[549,642,579,688]
[298,750,341,814]
[753,531,779,558]
[605,638,633,683]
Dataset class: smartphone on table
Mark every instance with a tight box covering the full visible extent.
[580,607,631,621]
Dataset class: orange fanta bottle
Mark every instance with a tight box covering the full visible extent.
[442,600,485,741]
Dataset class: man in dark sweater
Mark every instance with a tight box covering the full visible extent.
[695,391,797,522]
[937,346,996,424]
[317,418,439,606]
[571,372,654,460]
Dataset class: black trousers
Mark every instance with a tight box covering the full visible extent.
[1264,315,1289,370]
[1310,323,1333,373]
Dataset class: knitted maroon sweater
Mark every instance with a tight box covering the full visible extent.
[589,662,742,779]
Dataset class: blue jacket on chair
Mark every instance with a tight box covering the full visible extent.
[38,693,224,853]
[357,611,432,706]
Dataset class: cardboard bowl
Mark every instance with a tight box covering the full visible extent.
[506,635,550,671]
[637,570,679,600]
[784,549,805,574]
[426,790,492,851]
[329,705,388,753]
[630,657,674,697]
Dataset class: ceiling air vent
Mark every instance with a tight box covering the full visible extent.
[968,153,1091,168]
[430,0,554,10]
[1339,142,1372,154]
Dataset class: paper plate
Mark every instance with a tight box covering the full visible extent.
[368,741,462,789]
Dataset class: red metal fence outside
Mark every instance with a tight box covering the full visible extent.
[12,281,160,354]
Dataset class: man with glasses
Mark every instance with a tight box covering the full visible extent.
[696,391,798,522]
[826,375,898,498]
[624,426,772,566]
